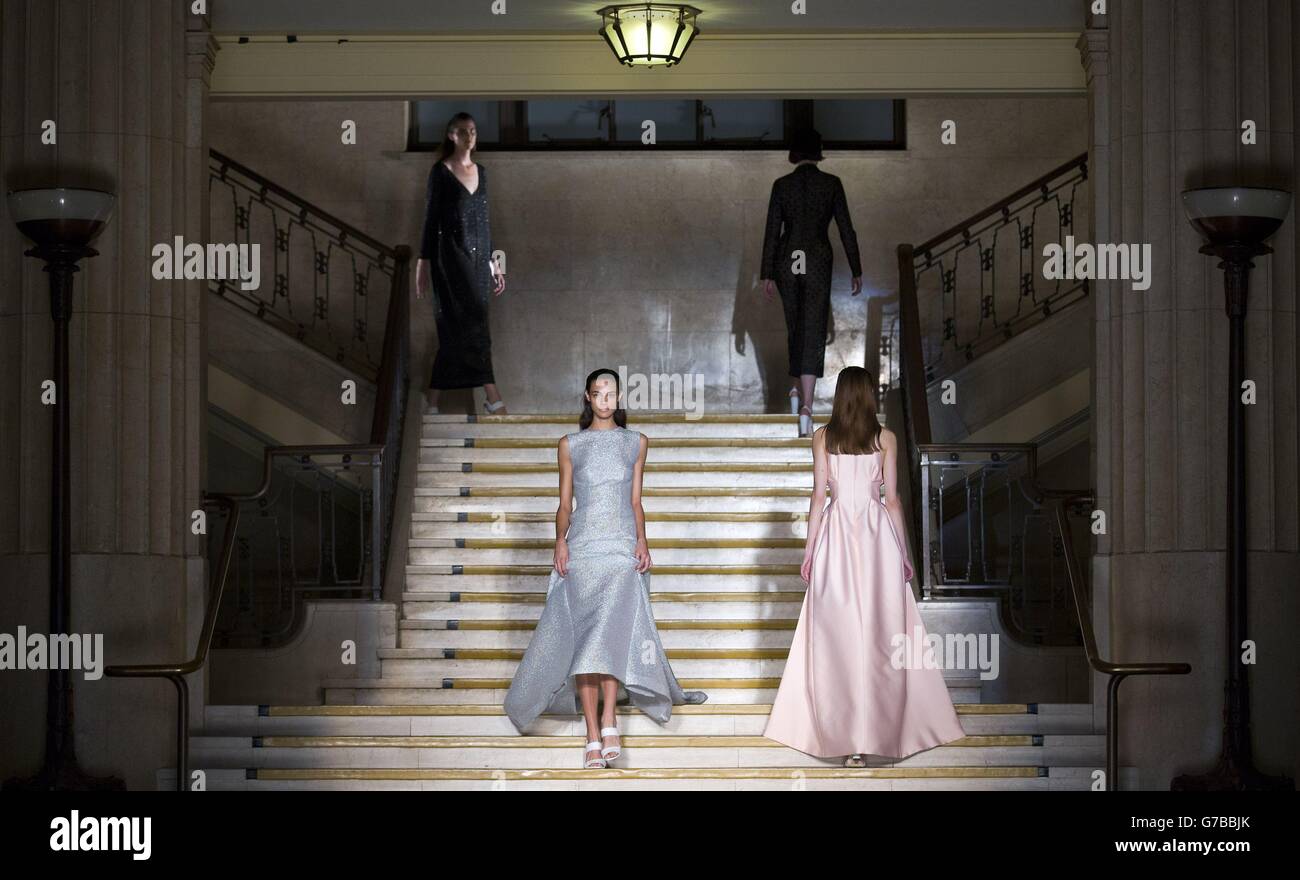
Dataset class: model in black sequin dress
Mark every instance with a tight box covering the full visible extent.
[419,159,497,389]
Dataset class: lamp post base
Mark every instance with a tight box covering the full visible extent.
[4,751,125,791]
[1172,754,1294,792]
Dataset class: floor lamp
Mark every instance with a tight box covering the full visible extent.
[1173,186,1294,791]
[4,187,124,790]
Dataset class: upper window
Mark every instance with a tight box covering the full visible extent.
[408,99,904,151]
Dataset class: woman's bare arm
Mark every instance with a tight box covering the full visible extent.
[804,426,829,559]
[632,433,651,572]
[880,428,916,581]
[632,434,649,537]
[555,435,573,537]
[553,436,573,574]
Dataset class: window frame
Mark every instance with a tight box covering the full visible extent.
[406,99,906,151]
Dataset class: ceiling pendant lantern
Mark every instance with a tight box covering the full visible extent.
[597,4,702,68]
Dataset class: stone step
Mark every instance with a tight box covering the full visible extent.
[417,472,816,490]
[415,462,816,489]
[159,765,1134,791]
[398,591,808,620]
[320,678,986,706]
[410,516,809,540]
[402,569,812,591]
[185,733,1105,771]
[419,440,813,464]
[420,414,826,440]
[409,537,808,550]
[373,651,989,680]
[412,492,812,513]
[203,702,1094,737]
[398,618,803,649]
[405,542,805,566]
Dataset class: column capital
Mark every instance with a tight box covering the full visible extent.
[187,6,220,86]
[1076,29,1109,84]
[187,32,221,85]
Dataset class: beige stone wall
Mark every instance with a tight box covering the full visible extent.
[0,1,214,790]
[1083,1,1299,789]
[209,96,1087,414]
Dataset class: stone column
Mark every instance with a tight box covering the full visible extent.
[0,1,217,790]
[1082,0,1298,789]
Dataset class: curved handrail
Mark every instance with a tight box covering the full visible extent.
[120,148,413,790]
[894,154,1090,566]
[1024,481,1192,791]
[914,152,1087,255]
[105,443,384,791]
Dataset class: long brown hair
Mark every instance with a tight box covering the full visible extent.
[432,112,476,165]
[822,366,884,454]
[578,368,628,430]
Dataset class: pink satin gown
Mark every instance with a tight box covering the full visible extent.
[763,448,967,759]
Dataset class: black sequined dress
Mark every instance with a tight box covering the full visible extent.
[419,160,496,389]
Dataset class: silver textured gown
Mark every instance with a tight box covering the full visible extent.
[503,426,706,728]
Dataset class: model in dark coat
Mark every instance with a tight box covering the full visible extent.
[760,135,863,436]
[761,163,863,378]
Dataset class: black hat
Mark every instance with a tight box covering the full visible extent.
[788,127,824,163]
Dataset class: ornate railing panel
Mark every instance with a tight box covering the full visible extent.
[208,149,399,380]
[208,447,384,649]
[908,153,1088,386]
[918,443,1090,646]
[205,148,411,648]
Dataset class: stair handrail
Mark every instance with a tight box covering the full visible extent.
[113,149,409,788]
[103,492,236,792]
[369,245,412,592]
[913,151,1088,256]
[105,444,385,791]
[1024,482,1192,791]
[894,152,1088,598]
[209,144,411,614]
[208,148,404,379]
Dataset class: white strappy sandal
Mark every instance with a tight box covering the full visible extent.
[798,405,813,438]
[599,726,622,761]
[584,740,607,769]
[483,398,507,415]
[788,387,801,415]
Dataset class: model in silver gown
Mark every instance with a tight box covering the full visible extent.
[503,426,707,728]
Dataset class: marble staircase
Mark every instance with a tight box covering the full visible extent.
[167,412,1121,790]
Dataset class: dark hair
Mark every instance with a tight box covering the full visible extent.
[823,366,884,454]
[433,112,476,164]
[579,368,628,430]
[788,127,824,164]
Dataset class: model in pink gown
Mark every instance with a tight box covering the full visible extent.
[763,439,967,759]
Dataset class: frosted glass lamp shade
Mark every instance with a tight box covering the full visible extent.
[8,187,116,248]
